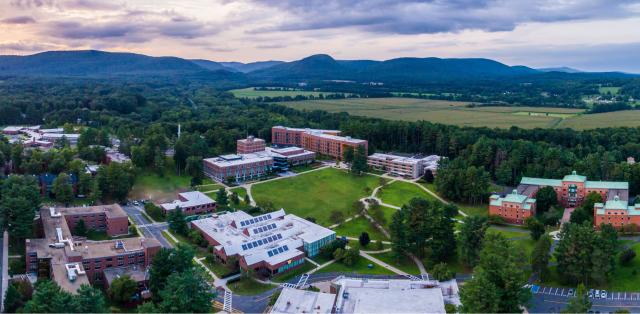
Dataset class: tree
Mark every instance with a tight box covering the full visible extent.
[562,283,591,313]
[244,194,251,205]
[570,192,603,225]
[22,280,74,313]
[137,301,160,313]
[350,145,368,175]
[525,216,545,241]
[460,233,530,313]
[148,245,195,301]
[389,209,408,261]
[329,210,345,224]
[342,247,360,266]
[216,188,229,207]
[431,262,455,281]
[4,283,23,313]
[620,248,636,266]
[52,172,74,205]
[109,275,138,305]
[73,219,87,236]
[342,146,354,164]
[185,156,203,180]
[531,234,552,281]
[167,207,188,235]
[230,192,240,205]
[0,175,41,240]
[74,284,108,313]
[535,186,558,214]
[77,172,93,197]
[422,169,435,183]
[95,162,135,202]
[359,232,370,247]
[458,215,488,266]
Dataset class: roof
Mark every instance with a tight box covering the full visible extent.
[368,153,441,166]
[520,177,562,187]
[272,126,340,134]
[333,278,446,314]
[204,153,273,167]
[103,265,148,285]
[585,181,629,189]
[159,191,215,211]
[271,287,336,314]
[563,171,587,182]
[490,190,535,210]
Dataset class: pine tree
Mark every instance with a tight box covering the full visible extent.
[389,209,408,261]
[562,283,591,313]
[458,215,488,266]
[531,234,551,281]
[358,232,370,247]
[216,188,229,207]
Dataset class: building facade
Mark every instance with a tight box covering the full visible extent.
[159,191,216,215]
[25,206,161,293]
[489,190,537,224]
[191,209,336,276]
[271,126,367,160]
[594,196,640,229]
[367,153,441,179]
[237,136,266,154]
[203,153,274,183]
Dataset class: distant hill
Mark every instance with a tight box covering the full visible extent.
[219,61,284,73]
[248,54,540,83]
[0,50,240,78]
[189,59,231,72]
[538,67,583,73]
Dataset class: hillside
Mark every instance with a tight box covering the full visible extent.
[219,61,283,73]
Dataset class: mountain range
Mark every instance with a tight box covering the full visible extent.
[0,50,632,84]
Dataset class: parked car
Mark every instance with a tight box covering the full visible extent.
[588,289,594,298]
[601,290,607,299]
[595,290,600,299]
[567,289,574,296]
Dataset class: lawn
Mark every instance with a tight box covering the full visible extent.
[271,262,317,283]
[196,184,223,193]
[130,170,192,202]
[332,216,388,241]
[377,181,437,207]
[252,168,380,226]
[369,251,421,275]
[487,226,530,239]
[230,87,325,99]
[598,242,640,291]
[378,205,398,228]
[229,187,247,199]
[227,277,275,295]
[290,162,323,173]
[317,257,396,275]
[419,182,488,217]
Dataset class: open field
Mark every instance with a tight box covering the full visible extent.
[332,216,388,240]
[316,256,396,275]
[599,86,621,95]
[377,181,437,207]
[229,87,325,98]
[281,97,640,130]
[130,171,192,202]
[252,168,379,226]
[369,251,421,275]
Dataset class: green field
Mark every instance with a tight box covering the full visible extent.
[130,171,193,202]
[377,181,437,207]
[369,251,421,275]
[332,216,388,240]
[230,87,324,99]
[599,86,621,95]
[317,257,396,275]
[280,97,640,130]
[252,168,379,226]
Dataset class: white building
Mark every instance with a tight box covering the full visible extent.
[159,191,216,215]
[191,209,336,275]
[367,153,441,178]
[271,287,336,314]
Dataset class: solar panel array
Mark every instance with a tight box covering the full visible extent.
[267,245,289,257]
[252,223,276,234]
[241,233,283,251]
[239,213,273,227]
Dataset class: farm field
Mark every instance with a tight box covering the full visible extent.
[377,181,437,207]
[229,87,324,98]
[251,168,379,226]
[281,97,640,130]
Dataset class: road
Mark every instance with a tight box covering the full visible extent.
[121,205,172,248]
[529,285,640,313]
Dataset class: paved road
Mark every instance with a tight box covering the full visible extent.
[122,205,172,248]
[528,285,640,313]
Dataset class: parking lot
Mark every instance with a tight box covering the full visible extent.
[532,285,640,301]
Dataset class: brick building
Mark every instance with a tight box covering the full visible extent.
[237,136,266,154]
[191,209,335,276]
[593,196,640,229]
[25,206,161,293]
[271,126,367,160]
[159,191,216,215]
[203,153,274,183]
[489,190,537,224]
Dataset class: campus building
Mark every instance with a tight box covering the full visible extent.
[203,153,274,183]
[593,196,640,229]
[159,191,216,215]
[191,209,336,276]
[367,153,441,179]
[2,125,81,148]
[271,126,367,160]
[264,146,315,171]
[237,136,266,154]
[489,171,629,225]
[25,205,161,293]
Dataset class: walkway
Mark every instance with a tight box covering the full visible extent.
[359,251,409,276]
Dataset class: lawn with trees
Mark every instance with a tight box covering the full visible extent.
[331,216,387,241]
[252,168,379,226]
[377,181,437,207]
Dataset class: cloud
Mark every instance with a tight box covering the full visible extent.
[0,41,59,51]
[10,0,121,10]
[244,0,640,35]
[1,16,36,24]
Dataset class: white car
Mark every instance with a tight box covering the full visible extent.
[594,290,600,299]
[601,290,607,299]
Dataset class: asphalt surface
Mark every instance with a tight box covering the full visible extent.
[529,285,640,313]
[121,205,172,248]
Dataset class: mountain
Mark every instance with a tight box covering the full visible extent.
[0,50,239,78]
[189,59,231,72]
[248,54,540,83]
[219,61,284,73]
[538,67,583,73]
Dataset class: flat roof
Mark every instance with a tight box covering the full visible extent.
[160,191,215,211]
[520,177,562,187]
[273,126,340,134]
[333,278,446,314]
[204,153,272,167]
[271,287,335,314]
[368,153,441,166]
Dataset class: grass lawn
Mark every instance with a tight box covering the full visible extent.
[290,162,323,173]
[196,184,223,192]
[378,205,398,228]
[317,257,396,275]
[229,187,247,199]
[252,168,380,226]
[377,181,437,207]
[369,251,421,275]
[130,170,192,202]
[332,216,388,240]
[598,242,640,291]
[457,203,488,217]
[227,278,275,295]
[271,262,317,283]
[487,226,530,239]
[310,254,334,265]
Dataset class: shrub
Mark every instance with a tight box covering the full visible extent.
[445,303,457,314]
[359,232,371,247]
[488,214,506,225]
[431,262,455,281]
[620,248,636,266]
[144,203,164,221]
[330,210,345,224]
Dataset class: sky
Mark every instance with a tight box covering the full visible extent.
[2,0,640,72]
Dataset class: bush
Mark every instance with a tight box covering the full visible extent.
[330,210,345,224]
[359,232,371,247]
[620,248,636,266]
[431,262,455,281]
[144,203,164,221]
[8,259,25,276]
[319,239,347,260]
[488,214,506,225]
[445,303,457,314]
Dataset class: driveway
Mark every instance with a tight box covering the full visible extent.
[122,205,172,248]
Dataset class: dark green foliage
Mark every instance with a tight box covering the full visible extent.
[109,275,138,305]
[620,248,636,266]
[350,145,368,175]
[167,207,188,235]
[531,234,552,281]
[431,262,455,281]
[144,203,164,222]
[157,270,215,313]
[435,157,490,204]
[458,215,489,267]
[0,175,41,240]
[535,186,558,214]
[216,188,229,207]
[422,170,435,183]
[562,283,591,313]
[148,245,195,301]
[95,162,135,202]
[525,217,545,241]
[570,192,603,225]
[358,232,370,247]
[329,210,345,224]
[319,239,347,260]
[22,281,107,313]
[73,219,87,237]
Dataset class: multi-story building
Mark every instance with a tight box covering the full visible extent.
[264,146,315,170]
[367,153,441,179]
[593,196,640,229]
[203,153,274,183]
[237,136,266,154]
[489,171,629,225]
[25,205,161,293]
[159,191,216,215]
[191,209,335,276]
[2,125,81,148]
[271,126,367,160]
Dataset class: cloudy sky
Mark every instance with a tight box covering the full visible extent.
[2,0,640,72]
